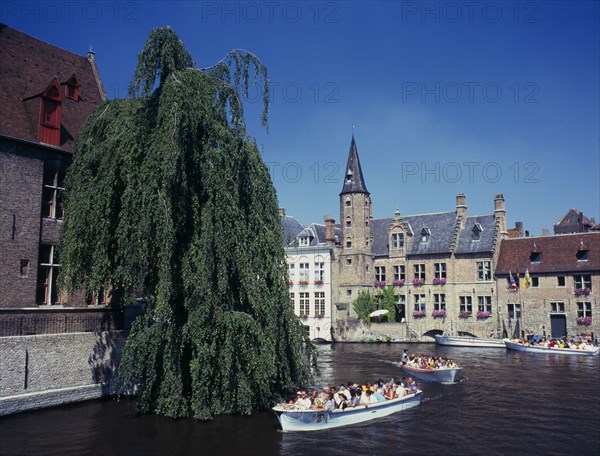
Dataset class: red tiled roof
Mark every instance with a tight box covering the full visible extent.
[0,24,105,152]
[495,232,600,275]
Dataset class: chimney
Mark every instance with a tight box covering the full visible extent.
[541,228,550,236]
[494,194,508,238]
[515,221,523,237]
[278,208,286,218]
[325,216,336,244]
[456,193,467,228]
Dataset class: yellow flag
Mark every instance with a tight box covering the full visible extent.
[522,269,532,289]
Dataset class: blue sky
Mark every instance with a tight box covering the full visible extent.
[3,1,598,235]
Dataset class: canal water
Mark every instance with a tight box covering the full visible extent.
[1,343,599,456]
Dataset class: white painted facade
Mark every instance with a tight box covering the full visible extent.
[286,245,333,341]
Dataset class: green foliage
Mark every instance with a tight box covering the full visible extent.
[352,290,374,323]
[375,286,397,322]
[59,27,314,419]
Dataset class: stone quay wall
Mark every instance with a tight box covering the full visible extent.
[0,331,125,416]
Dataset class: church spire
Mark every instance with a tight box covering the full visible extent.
[340,134,369,195]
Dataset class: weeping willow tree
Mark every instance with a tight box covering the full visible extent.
[60,27,315,419]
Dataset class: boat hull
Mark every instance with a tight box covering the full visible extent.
[273,392,422,432]
[400,364,462,382]
[434,334,506,348]
[504,339,600,356]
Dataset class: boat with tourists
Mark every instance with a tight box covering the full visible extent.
[504,339,599,356]
[400,364,462,382]
[434,334,506,348]
[272,391,422,432]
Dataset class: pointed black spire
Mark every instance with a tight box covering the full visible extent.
[340,134,369,195]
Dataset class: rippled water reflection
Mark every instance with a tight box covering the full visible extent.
[1,343,598,456]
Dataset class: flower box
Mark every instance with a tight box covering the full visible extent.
[392,279,405,287]
[476,310,491,320]
[412,278,425,287]
[314,279,323,285]
[459,311,472,319]
[299,280,309,286]
[432,278,446,285]
[288,280,294,286]
[315,313,324,318]
[432,309,446,318]
[576,316,592,326]
[299,314,308,319]
[413,311,426,318]
[574,288,591,296]
[374,281,386,288]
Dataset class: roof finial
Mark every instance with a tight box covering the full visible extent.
[352,124,355,137]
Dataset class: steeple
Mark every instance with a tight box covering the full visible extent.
[340,134,369,195]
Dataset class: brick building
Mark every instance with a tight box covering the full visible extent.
[495,232,599,339]
[0,25,115,335]
[329,136,508,339]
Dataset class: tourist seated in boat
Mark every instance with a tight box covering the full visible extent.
[323,393,336,411]
[372,385,387,402]
[296,390,312,409]
[407,377,418,393]
[359,388,378,406]
[348,388,360,407]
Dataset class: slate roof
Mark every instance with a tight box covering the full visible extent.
[455,215,497,254]
[495,232,600,275]
[340,135,369,195]
[555,208,594,227]
[280,215,304,246]
[371,212,497,257]
[0,25,105,152]
[293,223,341,247]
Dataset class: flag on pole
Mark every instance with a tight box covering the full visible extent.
[509,271,519,290]
[522,269,532,289]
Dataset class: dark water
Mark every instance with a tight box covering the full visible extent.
[1,343,599,456]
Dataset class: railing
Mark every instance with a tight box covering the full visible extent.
[0,315,116,337]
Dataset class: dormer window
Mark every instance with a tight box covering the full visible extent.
[576,250,589,261]
[345,169,353,183]
[39,79,63,146]
[472,223,483,241]
[65,76,79,100]
[530,252,542,263]
[299,236,309,246]
[421,227,431,243]
[392,232,404,249]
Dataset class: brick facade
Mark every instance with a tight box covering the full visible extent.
[0,26,113,332]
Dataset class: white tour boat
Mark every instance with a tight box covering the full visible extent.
[504,339,600,356]
[272,391,422,432]
[400,364,462,383]
[434,334,506,348]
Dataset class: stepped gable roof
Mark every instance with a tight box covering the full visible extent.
[280,215,304,246]
[455,215,497,254]
[0,24,105,152]
[340,135,369,195]
[495,232,600,275]
[372,211,455,256]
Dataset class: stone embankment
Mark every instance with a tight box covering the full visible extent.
[0,331,125,416]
